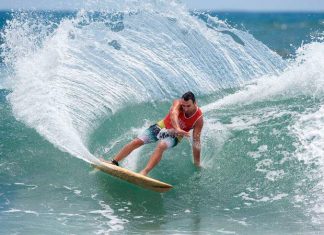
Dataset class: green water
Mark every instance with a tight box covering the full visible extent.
[2,89,323,234]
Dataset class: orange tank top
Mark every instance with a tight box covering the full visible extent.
[158,107,203,132]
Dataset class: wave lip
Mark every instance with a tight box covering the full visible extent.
[1,1,285,162]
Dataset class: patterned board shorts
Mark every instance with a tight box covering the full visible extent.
[137,124,179,148]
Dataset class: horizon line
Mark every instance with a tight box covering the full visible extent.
[0,8,324,13]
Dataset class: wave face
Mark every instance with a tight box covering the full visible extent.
[0,1,285,163]
[198,40,324,230]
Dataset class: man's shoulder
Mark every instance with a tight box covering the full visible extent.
[172,98,181,104]
[197,106,203,115]
[171,99,181,107]
[195,109,204,124]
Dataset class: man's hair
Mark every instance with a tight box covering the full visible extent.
[182,91,196,103]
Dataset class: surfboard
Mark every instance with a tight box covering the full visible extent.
[92,160,173,193]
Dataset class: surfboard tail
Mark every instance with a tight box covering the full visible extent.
[92,162,173,193]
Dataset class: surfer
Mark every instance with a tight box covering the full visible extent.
[102,91,203,176]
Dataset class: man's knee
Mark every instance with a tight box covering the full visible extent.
[156,141,168,151]
[131,138,144,147]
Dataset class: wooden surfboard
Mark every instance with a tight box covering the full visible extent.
[92,160,173,193]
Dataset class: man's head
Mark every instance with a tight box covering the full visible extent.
[181,91,197,114]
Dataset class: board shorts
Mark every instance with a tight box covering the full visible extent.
[137,124,180,149]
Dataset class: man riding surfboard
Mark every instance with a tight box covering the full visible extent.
[102,91,203,176]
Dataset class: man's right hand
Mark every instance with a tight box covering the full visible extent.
[175,129,190,137]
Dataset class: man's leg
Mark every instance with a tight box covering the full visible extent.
[113,138,144,162]
[140,141,168,176]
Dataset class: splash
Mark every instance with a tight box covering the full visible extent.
[201,40,324,220]
[203,41,324,112]
[1,0,284,163]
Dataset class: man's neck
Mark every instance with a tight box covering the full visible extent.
[184,106,198,118]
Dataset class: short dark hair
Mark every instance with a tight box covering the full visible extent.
[182,91,196,103]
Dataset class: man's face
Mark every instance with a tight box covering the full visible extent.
[181,99,196,114]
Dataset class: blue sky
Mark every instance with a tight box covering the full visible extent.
[0,0,324,11]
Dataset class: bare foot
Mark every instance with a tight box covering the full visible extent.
[139,169,148,176]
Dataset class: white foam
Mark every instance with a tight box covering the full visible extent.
[2,1,284,164]
[119,125,148,171]
[200,118,232,168]
[265,170,285,182]
[14,182,38,190]
[3,208,21,213]
[237,192,288,203]
[201,41,324,216]
[247,145,268,159]
[202,42,324,113]
[2,208,39,216]
[256,159,272,172]
[292,104,324,215]
[216,228,236,234]
[89,200,128,233]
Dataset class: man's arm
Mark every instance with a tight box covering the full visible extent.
[192,117,203,167]
[170,99,181,130]
[170,100,190,137]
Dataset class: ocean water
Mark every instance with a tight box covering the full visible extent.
[1,1,324,234]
